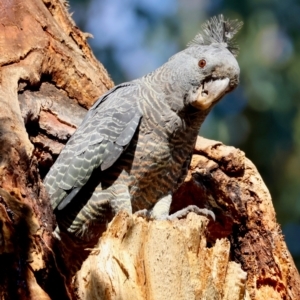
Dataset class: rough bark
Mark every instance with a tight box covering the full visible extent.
[173,137,300,299]
[0,0,112,298]
[0,0,299,299]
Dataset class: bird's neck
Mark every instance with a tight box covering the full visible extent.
[141,65,209,133]
[179,105,210,132]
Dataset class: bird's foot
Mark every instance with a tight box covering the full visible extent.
[134,209,151,219]
[168,205,215,221]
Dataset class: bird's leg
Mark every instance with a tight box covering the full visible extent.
[110,183,133,215]
[134,194,172,219]
[66,184,132,241]
[150,194,172,220]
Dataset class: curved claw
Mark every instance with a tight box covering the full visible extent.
[134,209,150,219]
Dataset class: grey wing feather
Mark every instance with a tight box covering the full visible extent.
[44,82,142,210]
[116,112,141,146]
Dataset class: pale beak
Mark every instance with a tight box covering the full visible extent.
[191,78,230,110]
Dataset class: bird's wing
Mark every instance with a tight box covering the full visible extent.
[44,83,142,210]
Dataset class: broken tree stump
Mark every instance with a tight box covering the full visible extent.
[0,0,299,299]
[74,212,249,300]
[73,137,300,300]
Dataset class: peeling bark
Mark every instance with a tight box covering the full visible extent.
[173,137,300,299]
[0,0,112,298]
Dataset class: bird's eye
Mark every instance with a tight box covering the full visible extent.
[198,59,206,68]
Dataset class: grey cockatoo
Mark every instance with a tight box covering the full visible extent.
[44,15,242,243]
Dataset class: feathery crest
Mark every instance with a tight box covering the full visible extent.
[188,15,243,57]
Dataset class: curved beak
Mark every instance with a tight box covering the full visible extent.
[191,78,230,110]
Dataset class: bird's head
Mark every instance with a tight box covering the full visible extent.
[165,15,242,111]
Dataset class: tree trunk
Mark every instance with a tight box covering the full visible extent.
[0,0,112,298]
[0,0,299,299]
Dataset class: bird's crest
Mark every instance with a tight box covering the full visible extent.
[188,15,243,57]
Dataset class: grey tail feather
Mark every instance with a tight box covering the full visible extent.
[57,187,81,210]
[187,14,243,57]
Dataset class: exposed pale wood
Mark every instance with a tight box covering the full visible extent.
[0,0,299,299]
[74,212,247,300]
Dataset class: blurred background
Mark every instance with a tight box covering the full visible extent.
[69,0,300,268]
